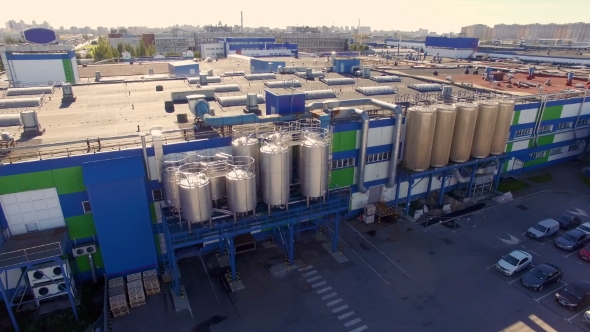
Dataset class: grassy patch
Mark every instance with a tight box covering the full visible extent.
[528,173,553,184]
[497,179,530,193]
[76,43,98,51]
[580,173,590,187]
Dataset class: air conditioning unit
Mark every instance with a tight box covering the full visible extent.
[72,244,97,257]
[27,261,70,286]
[32,281,68,299]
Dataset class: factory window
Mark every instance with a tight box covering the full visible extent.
[331,157,355,169]
[366,152,391,163]
[514,128,533,137]
[568,141,583,152]
[82,201,92,214]
[578,119,590,126]
[549,147,563,156]
[152,189,163,201]
[556,122,572,130]
[537,125,553,133]
[529,151,546,159]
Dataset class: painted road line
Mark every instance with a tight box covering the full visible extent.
[345,221,412,278]
[508,278,521,284]
[312,281,327,288]
[332,304,349,313]
[520,245,527,249]
[565,249,581,258]
[350,325,368,332]
[326,298,344,307]
[541,240,552,245]
[307,276,323,283]
[350,248,392,286]
[316,286,333,294]
[302,270,318,277]
[534,285,565,301]
[486,264,497,270]
[344,318,362,328]
[338,311,356,320]
[299,265,313,272]
[529,250,541,256]
[567,305,590,322]
[321,292,338,300]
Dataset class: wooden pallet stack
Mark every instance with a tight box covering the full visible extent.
[142,269,160,295]
[126,273,146,308]
[108,277,129,317]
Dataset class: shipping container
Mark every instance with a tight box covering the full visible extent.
[265,90,305,115]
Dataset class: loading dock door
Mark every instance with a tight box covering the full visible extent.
[0,188,65,236]
[367,185,382,204]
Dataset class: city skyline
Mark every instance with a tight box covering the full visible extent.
[2,0,589,33]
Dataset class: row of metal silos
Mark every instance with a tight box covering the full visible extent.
[158,122,331,224]
[402,99,515,171]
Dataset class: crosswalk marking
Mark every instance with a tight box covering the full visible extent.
[321,292,338,300]
[332,304,349,313]
[316,286,333,294]
[344,318,362,327]
[302,270,318,277]
[311,281,327,288]
[350,325,368,332]
[307,276,322,283]
[326,298,343,307]
[338,311,355,320]
[298,265,313,272]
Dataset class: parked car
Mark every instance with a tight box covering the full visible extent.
[496,250,533,276]
[554,280,590,310]
[584,310,590,326]
[555,212,582,229]
[520,263,563,291]
[526,218,560,240]
[577,222,590,235]
[555,229,590,251]
[580,245,590,262]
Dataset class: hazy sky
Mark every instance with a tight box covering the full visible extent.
[3,0,589,32]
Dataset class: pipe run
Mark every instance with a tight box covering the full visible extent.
[305,98,404,192]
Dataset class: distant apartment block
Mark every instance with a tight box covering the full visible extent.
[461,22,590,41]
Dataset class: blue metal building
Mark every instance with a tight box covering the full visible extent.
[167,60,200,77]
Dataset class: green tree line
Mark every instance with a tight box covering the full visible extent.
[91,36,156,61]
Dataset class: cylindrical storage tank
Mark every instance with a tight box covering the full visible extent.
[430,104,457,167]
[403,107,437,172]
[449,103,479,163]
[232,135,260,191]
[177,163,212,223]
[300,129,329,198]
[246,93,258,109]
[260,141,290,205]
[198,155,227,201]
[226,156,257,213]
[490,99,515,155]
[161,155,186,208]
[471,101,499,158]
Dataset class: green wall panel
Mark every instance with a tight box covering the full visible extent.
[537,135,554,146]
[330,167,354,188]
[542,106,562,121]
[149,203,157,224]
[65,214,97,239]
[75,248,104,273]
[511,111,520,125]
[332,130,357,153]
[62,59,75,83]
[52,167,86,194]
[505,142,513,153]
[0,171,55,195]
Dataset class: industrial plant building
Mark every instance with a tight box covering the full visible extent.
[1,48,590,332]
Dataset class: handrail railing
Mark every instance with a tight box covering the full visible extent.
[0,241,63,269]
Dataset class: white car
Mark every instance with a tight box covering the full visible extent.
[577,222,590,235]
[496,250,533,276]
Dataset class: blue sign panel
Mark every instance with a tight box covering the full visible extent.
[22,28,58,44]
[425,37,479,49]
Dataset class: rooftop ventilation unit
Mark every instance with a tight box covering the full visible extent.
[264,80,302,88]
[72,244,96,257]
[223,71,245,77]
[319,77,355,86]
[188,76,222,84]
[62,83,76,102]
[27,261,70,286]
[408,83,443,92]
[369,75,402,83]
[211,84,240,93]
[32,282,68,299]
[216,94,265,107]
[303,90,337,100]
[244,73,276,81]
[20,110,43,132]
[355,86,396,96]
[0,97,43,109]
[6,86,54,96]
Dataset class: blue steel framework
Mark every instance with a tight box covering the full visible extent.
[0,235,78,332]
[393,155,506,215]
[162,190,350,296]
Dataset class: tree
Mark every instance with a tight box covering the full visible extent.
[193,51,201,59]
[85,52,94,59]
[146,45,157,56]
[0,60,4,72]
[82,34,92,41]
[117,43,124,56]
[136,41,147,57]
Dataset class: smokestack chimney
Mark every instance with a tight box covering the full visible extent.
[241,11,243,31]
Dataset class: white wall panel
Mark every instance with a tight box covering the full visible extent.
[519,108,538,124]
[581,101,590,115]
[364,162,389,182]
[11,59,66,85]
[0,188,65,236]
[561,103,582,118]
[511,139,531,151]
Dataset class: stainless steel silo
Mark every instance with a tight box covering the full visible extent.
[260,140,291,209]
[197,155,228,201]
[299,128,330,201]
[471,101,499,158]
[450,103,479,163]
[226,156,257,220]
[177,163,212,224]
[430,104,457,167]
[403,106,437,172]
[232,126,260,191]
[161,155,187,209]
[490,99,515,155]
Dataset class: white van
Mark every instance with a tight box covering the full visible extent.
[526,218,560,240]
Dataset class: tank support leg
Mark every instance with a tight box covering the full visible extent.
[394,175,401,207]
[438,174,447,206]
[426,174,433,197]
[405,179,414,216]
[332,213,340,253]
[0,274,19,332]
[307,196,309,207]
[188,219,192,234]
[229,237,237,281]
[467,166,476,197]
[493,159,504,191]
[288,225,294,265]
[268,204,271,216]
[234,212,237,222]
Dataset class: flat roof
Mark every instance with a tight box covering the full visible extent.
[0,228,67,270]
